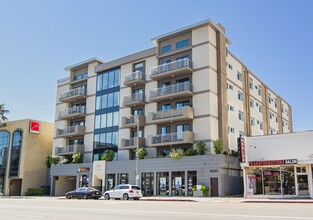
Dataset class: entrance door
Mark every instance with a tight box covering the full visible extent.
[141,173,154,197]
[297,175,309,196]
[9,179,22,196]
[210,178,218,197]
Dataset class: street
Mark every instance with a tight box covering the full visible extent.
[0,197,312,220]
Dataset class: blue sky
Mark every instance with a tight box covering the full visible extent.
[0,0,312,131]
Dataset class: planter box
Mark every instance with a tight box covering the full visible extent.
[193,190,209,197]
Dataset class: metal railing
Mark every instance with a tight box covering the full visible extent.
[59,106,86,118]
[55,144,84,155]
[124,71,145,83]
[123,93,145,104]
[151,106,192,120]
[150,58,191,76]
[56,125,85,136]
[60,87,87,99]
[151,132,189,144]
[149,82,192,99]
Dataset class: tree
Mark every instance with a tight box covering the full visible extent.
[101,150,115,161]
[196,141,207,155]
[0,103,9,123]
[213,139,223,154]
[169,148,184,159]
[136,147,148,160]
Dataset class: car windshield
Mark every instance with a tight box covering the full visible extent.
[132,186,140,190]
[87,187,99,191]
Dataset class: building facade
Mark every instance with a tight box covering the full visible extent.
[242,131,313,199]
[51,19,292,196]
[0,120,53,196]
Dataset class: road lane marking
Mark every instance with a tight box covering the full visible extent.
[15,214,42,218]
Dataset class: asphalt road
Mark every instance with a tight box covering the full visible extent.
[0,197,312,220]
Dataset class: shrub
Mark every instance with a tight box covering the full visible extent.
[185,148,197,156]
[230,150,239,157]
[200,185,209,193]
[222,151,228,155]
[196,141,207,155]
[192,185,197,192]
[25,187,49,196]
[72,152,83,163]
[169,148,184,159]
[46,155,60,168]
[213,139,223,154]
[101,150,115,161]
[136,147,148,159]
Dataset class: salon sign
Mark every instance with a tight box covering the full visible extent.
[249,159,298,166]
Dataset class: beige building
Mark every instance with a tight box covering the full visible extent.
[0,120,54,196]
[51,19,292,196]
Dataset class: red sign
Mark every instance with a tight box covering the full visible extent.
[78,167,90,173]
[29,121,40,134]
[240,138,245,162]
[249,159,297,166]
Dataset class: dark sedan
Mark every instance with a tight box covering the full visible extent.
[65,187,102,200]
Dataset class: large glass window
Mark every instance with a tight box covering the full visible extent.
[0,131,10,194]
[142,172,154,197]
[157,172,169,196]
[176,39,189,49]
[172,171,185,196]
[162,45,171,53]
[117,173,129,184]
[97,68,120,91]
[134,62,145,74]
[9,130,22,177]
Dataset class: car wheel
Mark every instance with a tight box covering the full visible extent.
[104,193,110,200]
[66,194,72,199]
[83,194,88,200]
[122,193,129,200]
[133,198,139,200]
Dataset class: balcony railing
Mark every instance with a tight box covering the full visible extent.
[59,87,87,103]
[124,71,145,87]
[150,58,192,80]
[55,144,84,156]
[148,131,194,147]
[121,137,145,149]
[56,125,85,138]
[121,115,145,128]
[149,82,193,102]
[147,106,194,124]
[123,93,145,107]
[58,106,86,120]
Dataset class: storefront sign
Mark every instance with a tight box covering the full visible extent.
[249,159,298,166]
[237,137,246,162]
[78,167,90,173]
[29,121,40,134]
[0,123,7,128]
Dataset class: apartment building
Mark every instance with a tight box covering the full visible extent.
[51,19,292,196]
[0,120,53,196]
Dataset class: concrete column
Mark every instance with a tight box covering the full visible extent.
[184,171,188,197]
[153,172,157,196]
[169,172,172,196]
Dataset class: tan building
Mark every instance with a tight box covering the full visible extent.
[0,120,53,196]
[51,19,292,196]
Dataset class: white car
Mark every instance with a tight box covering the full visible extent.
[103,184,142,200]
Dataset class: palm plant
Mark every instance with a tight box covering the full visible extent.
[0,103,9,122]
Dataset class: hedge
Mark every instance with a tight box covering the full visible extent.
[25,187,49,196]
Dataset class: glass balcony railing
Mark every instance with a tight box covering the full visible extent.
[149,82,193,102]
[124,71,145,87]
[123,93,145,107]
[59,87,87,102]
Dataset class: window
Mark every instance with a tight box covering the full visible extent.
[97,68,120,91]
[251,117,255,126]
[250,99,254,108]
[228,64,233,70]
[258,85,262,96]
[134,62,145,74]
[249,78,253,90]
[176,100,190,108]
[238,91,243,101]
[162,45,171,53]
[239,131,244,137]
[259,105,262,113]
[274,98,277,108]
[133,108,143,116]
[268,93,272,104]
[0,131,10,193]
[228,83,233,90]
[276,116,278,123]
[228,127,235,133]
[73,72,87,81]
[239,111,244,121]
[260,122,263,130]
[176,39,189,49]
[10,130,23,176]
[161,104,171,111]
[229,105,234,111]
[237,72,242,82]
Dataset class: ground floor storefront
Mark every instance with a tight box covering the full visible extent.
[50,155,243,197]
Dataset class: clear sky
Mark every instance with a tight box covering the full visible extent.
[0,0,312,132]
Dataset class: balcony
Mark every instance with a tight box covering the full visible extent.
[146,106,194,124]
[120,137,145,150]
[56,125,85,138]
[121,115,145,128]
[70,73,88,85]
[149,82,193,102]
[124,71,145,87]
[55,144,84,156]
[58,106,86,120]
[148,131,194,147]
[123,93,145,107]
[59,88,87,103]
[150,58,192,81]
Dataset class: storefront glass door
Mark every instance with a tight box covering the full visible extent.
[141,172,154,196]
[171,171,185,196]
[156,172,169,196]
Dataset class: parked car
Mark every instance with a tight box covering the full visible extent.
[65,187,101,200]
[103,184,142,200]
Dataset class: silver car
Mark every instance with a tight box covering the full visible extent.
[103,184,142,200]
